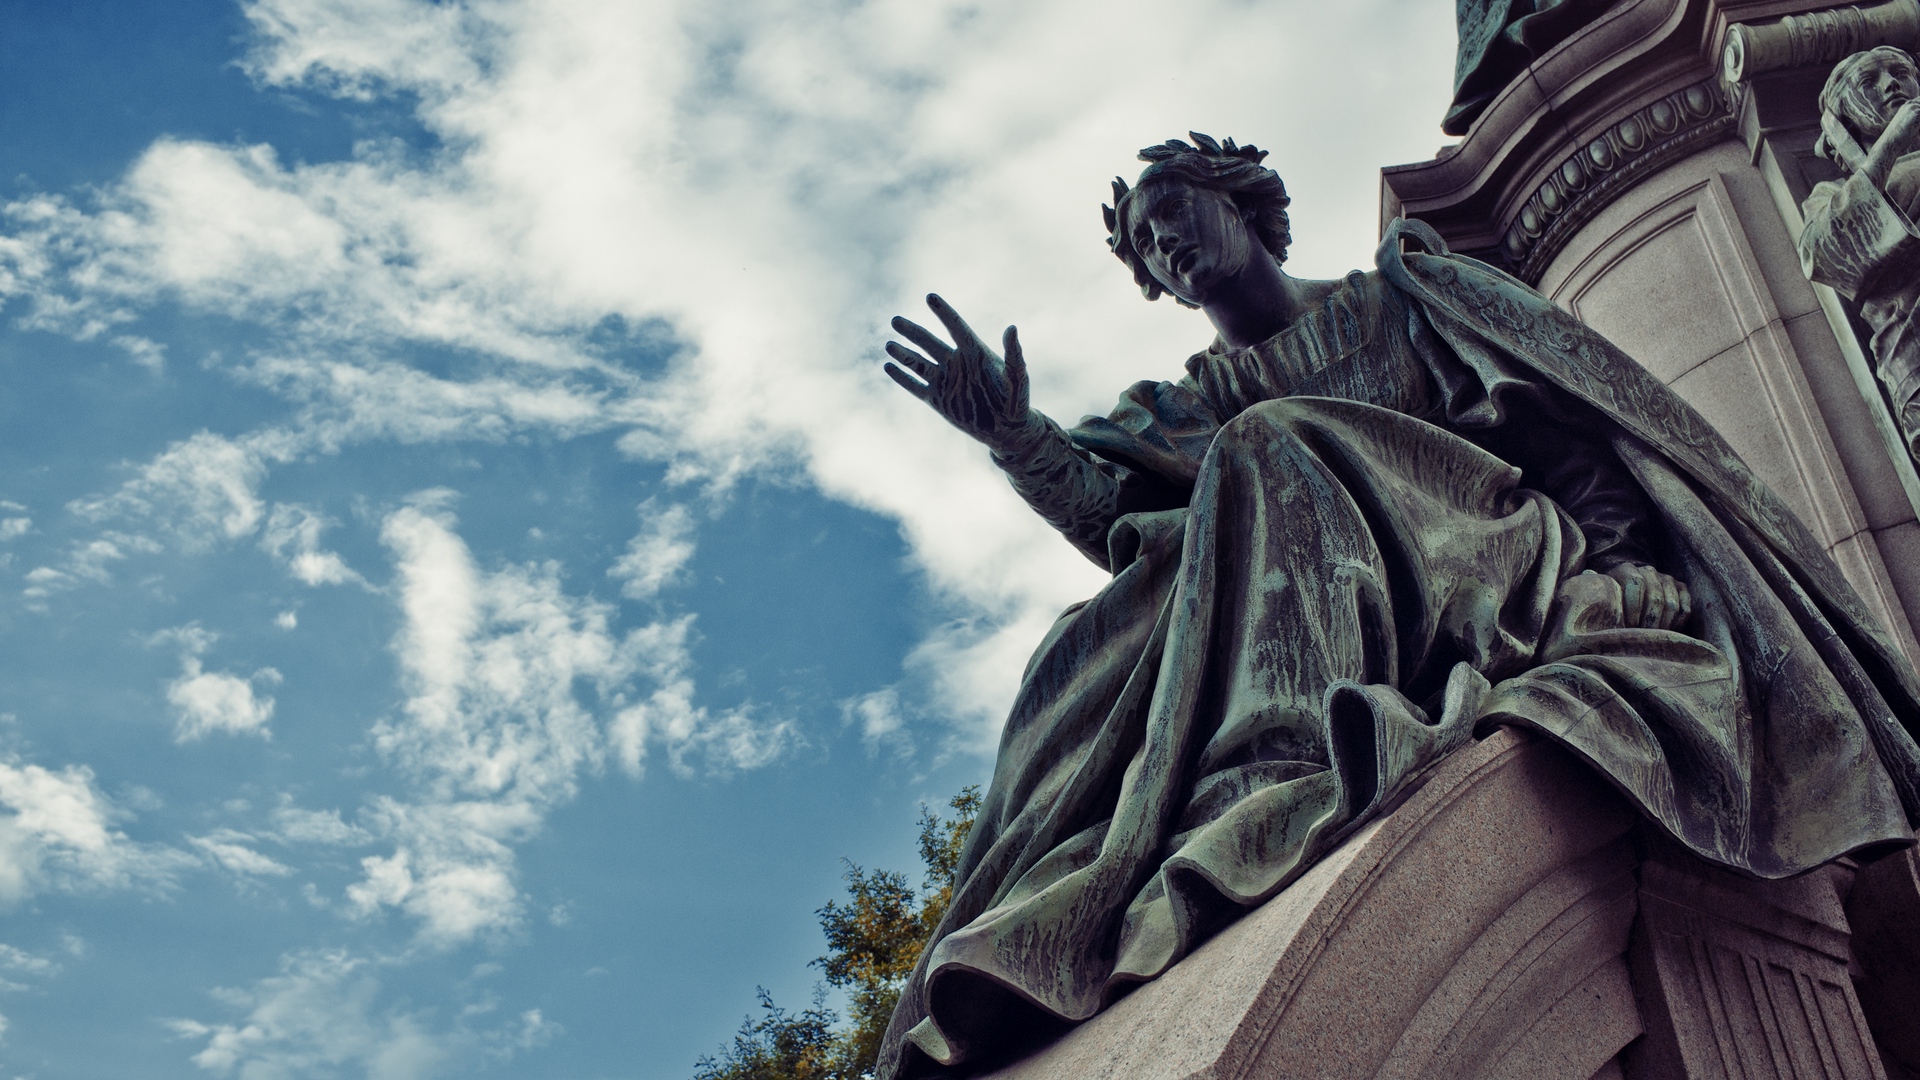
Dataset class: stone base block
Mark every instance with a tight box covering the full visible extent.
[980,728,1644,1080]
[977,728,1920,1080]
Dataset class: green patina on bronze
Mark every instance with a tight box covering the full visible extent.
[874,135,1920,1079]
[1447,0,1617,135]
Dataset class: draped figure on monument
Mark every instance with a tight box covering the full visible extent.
[1799,45,1920,464]
[873,134,1920,1079]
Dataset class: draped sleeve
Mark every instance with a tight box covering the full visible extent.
[991,378,1221,570]
[1069,377,1222,494]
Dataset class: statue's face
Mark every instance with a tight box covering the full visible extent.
[1844,50,1920,135]
[1125,179,1253,306]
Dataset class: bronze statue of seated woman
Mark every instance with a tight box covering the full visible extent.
[876,133,1920,1079]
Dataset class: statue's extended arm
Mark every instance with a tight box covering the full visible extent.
[989,417,1121,569]
[883,294,1122,569]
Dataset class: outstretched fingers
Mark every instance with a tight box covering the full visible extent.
[925,293,987,353]
[891,315,955,363]
[884,341,938,380]
[883,362,931,401]
[1002,325,1027,412]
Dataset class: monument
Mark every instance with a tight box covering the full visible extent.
[874,3,1920,1077]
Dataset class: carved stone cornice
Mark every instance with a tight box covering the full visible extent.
[1381,0,1714,278]
[1379,0,1920,283]
[1505,79,1736,281]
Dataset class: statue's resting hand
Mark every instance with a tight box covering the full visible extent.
[1603,562,1692,631]
[1867,101,1920,185]
[885,294,1046,456]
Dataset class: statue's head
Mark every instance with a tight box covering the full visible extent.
[1104,133,1291,308]
[1817,46,1920,161]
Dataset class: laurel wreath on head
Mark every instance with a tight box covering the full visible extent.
[1102,132,1268,242]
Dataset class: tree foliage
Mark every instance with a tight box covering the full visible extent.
[692,787,981,1080]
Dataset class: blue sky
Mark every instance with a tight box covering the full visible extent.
[0,1,1454,1075]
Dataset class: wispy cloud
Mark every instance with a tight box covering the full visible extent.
[261,503,366,587]
[608,500,695,602]
[351,500,787,944]
[270,803,374,847]
[0,755,190,905]
[170,948,557,1079]
[71,432,269,551]
[190,829,296,878]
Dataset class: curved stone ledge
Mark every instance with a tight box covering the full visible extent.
[1380,0,1707,266]
[978,728,1645,1080]
[1506,79,1735,281]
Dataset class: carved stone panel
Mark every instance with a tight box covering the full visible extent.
[1538,150,1920,663]
[1626,850,1888,1079]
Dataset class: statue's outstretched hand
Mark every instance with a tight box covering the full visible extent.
[1605,563,1692,631]
[885,294,1040,455]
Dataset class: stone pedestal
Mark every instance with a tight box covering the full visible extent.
[975,730,1918,1080]
[979,729,1643,1080]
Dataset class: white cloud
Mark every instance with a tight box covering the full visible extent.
[71,432,270,552]
[21,531,163,605]
[0,517,29,542]
[169,670,279,742]
[191,830,296,878]
[113,334,168,372]
[605,615,795,779]
[0,756,188,905]
[261,503,365,587]
[0,0,1455,740]
[0,943,57,980]
[271,803,373,847]
[158,625,281,742]
[608,500,694,601]
[170,949,557,1079]
[842,686,905,743]
[345,799,531,947]
[0,942,60,994]
[351,502,786,943]
[241,0,492,102]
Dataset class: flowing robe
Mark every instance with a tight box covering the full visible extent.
[879,220,1920,1079]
